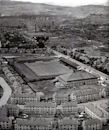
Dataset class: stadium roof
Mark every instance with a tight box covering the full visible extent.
[29,80,57,95]
[58,71,97,82]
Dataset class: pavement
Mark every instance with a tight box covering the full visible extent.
[0,77,12,107]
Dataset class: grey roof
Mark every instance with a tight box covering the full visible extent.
[25,102,56,108]
[0,117,11,122]
[83,118,102,125]
[59,71,97,82]
[85,103,105,118]
[61,102,77,107]
[59,118,78,125]
[11,93,37,98]
[6,104,19,109]
[60,57,79,69]
[72,88,99,97]
[16,118,52,126]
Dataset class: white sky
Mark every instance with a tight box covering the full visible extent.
[12,0,108,7]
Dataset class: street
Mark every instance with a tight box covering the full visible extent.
[0,77,12,107]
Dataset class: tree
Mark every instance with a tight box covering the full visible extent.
[34,35,49,48]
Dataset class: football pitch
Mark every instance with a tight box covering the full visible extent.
[14,59,70,82]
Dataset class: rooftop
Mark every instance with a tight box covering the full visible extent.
[86,103,105,118]
[59,118,78,125]
[83,118,102,126]
[11,93,38,98]
[61,102,77,107]
[72,88,100,96]
[6,104,20,109]
[25,102,56,108]
[0,106,7,116]
[15,118,52,126]
[0,117,11,122]
[60,57,79,69]
[58,71,97,82]
[16,56,55,63]
[29,80,57,96]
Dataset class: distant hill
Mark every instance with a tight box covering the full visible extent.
[82,14,109,25]
[0,0,108,18]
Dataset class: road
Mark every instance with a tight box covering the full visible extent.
[0,77,12,107]
[50,48,109,81]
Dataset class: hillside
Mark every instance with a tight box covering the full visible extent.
[0,0,108,18]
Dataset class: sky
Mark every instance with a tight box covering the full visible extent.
[12,0,108,7]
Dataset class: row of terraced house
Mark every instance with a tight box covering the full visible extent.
[2,66,21,92]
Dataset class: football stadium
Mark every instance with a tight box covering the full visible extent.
[13,57,71,82]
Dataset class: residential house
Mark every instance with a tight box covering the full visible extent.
[82,119,102,130]
[6,104,20,117]
[53,88,77,104]
[85,103,108,124]
[24,102,56,117]
[0,106,7,117]
[58,118,78,130]
[70,88,100,103]
[53,92,70,105]
[61,102,78,116]
[0,86,3,98]
[14,118,53,130]
[9,93,38,105]
[0,117,12,130]
[2,67,16,82]
[0,106,12,129]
